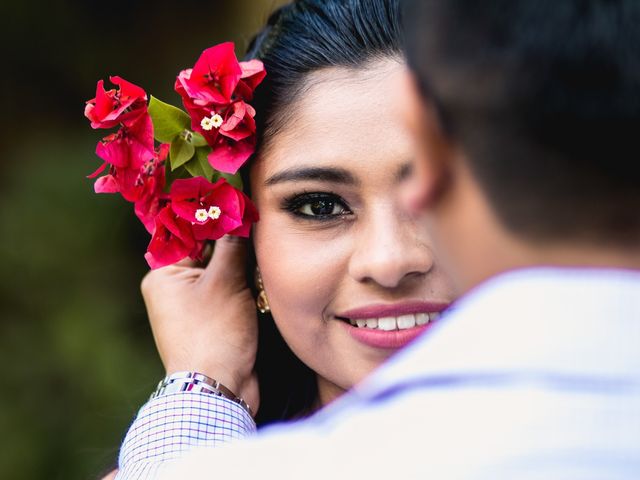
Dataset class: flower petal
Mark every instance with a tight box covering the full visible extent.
[145,205,196,269]
[87,161,108,179]
[207,137,255,174]
[185,42,243,104]
[94,174,119,194]
[236,59,266,101]
[229,192,259,237]
[85,77,148,129]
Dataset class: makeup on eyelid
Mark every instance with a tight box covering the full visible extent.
[281,191,352,220]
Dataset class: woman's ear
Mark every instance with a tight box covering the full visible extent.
[396,68,453,214]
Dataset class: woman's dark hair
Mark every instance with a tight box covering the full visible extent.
[239,0,403,425]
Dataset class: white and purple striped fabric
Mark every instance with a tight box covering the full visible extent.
[116,393,255,479]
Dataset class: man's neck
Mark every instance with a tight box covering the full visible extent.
[431,160,640,294]
[466,242,640,294]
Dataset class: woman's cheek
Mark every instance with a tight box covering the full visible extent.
[254,218,351,360]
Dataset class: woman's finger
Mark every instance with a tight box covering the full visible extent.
[201,235,248,287]
[174,256,199,268]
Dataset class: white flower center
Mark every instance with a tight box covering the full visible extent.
[211,114,223,128]
[200,113,223,131]
[200,117,214,131]
[195,208,209,222]
[208,206,221,220]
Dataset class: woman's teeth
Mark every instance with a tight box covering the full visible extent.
[348,312,440,331]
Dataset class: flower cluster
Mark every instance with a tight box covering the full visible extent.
[175,42,266,174]
[85,43,263,268]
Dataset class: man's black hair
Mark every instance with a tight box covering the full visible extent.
[403,0,640,245]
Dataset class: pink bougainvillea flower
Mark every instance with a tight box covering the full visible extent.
[92,172,119,194]
[169,177,245,240]
[208,136,256,175]
[173,97,257,174]
[94,114,155,169]
[85,76,148,129]
[119,143,167,203]
[144,205,200,269]
[229,191,259,238]
[85,43,264,269]
[186,101,257,174]
[92,142,167,208]
[168,176,258,241]
[235,59,266,101]
[219,101,256,141]
[174,77,211,123]
[176,42,243,105]
[135,188,167,234]
[174,44,264,175]
[134,144,170,232]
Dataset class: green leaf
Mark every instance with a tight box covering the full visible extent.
[169,137,195,170]
[219,171,243,189]
[184,147,215,180]
[190,132,209,147]
[148,96,191,143]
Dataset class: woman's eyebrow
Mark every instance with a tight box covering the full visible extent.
[264,167,360,186]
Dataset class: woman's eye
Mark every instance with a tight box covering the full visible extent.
[298,198,346,216]
[284,193,352,219]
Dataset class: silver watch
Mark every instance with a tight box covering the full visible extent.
[150,371,252,416]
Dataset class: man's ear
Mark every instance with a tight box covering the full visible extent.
[397,68,453,213]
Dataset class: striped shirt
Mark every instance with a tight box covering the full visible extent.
[116,393,255,479]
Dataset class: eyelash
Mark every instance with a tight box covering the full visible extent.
[282,191,353,221]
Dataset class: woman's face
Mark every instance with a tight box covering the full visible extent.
[251,59,457,405]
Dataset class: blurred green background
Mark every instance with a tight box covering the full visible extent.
[0,1,286,478]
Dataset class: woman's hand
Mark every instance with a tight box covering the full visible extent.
[140,236,259,413]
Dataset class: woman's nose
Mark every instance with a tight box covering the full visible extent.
[348,203,434,288]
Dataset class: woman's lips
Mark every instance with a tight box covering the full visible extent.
[341,321,433,349]
[337,301,449,320]
[336,302,449,350]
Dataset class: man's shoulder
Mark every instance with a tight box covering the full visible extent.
[366,267,640,393]
[160,375,640,479]
[158,267,640,479]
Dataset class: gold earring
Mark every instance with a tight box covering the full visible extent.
[255,267,271,313]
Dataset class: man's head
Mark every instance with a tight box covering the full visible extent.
[400,0,640,290]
